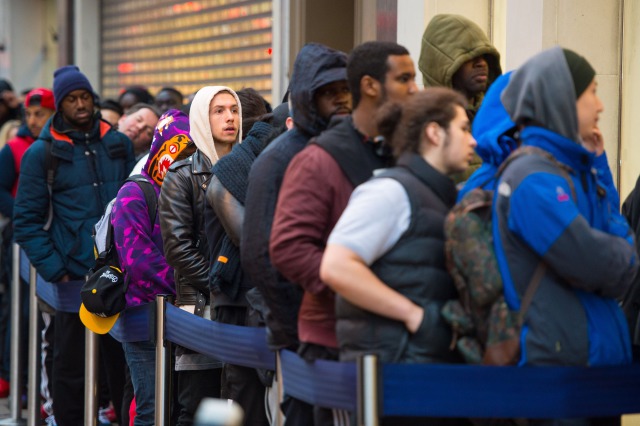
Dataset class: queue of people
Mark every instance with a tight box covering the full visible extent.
[0,12,638,426]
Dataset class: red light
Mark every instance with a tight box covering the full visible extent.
[185,2,201,11]
[118,63,134,73]
[266,48,273,55]
[172,2,201,14]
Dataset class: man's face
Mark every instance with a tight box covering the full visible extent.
[119,93,138,114]
[25,105,54,139]
[576,79,603,143]
[381,55,418,104]
[0,101,9,122]
[313,80,352,121]
[155,90,182,113]
[117,107,159,155]
[209,92,239,145]
[451,55,490,101]
[60,89,94,129]
[441,105,477,174]
[0,90,19,110]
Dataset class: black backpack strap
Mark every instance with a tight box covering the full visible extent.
[125,175,158,225]
[43,140,58,232]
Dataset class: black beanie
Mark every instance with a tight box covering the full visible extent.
[562,49,595,98]
[0,79,13,94]
[53,65,95,110]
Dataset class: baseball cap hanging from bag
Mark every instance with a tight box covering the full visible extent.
[79,265,127,334]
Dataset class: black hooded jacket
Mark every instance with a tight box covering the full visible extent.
[622,177,640,357]
[241,43,348,350]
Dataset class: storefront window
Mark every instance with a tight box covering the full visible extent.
[101,0,273,102]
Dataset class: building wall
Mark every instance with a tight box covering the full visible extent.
[503,0,624,198]
[0,0,57,92]
[74,0,100,92]
[620,0,640,201]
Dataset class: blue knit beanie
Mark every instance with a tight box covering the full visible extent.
[53,65,95,110]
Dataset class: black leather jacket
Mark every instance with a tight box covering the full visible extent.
[159,150,212,311]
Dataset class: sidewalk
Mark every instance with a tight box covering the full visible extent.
[0,395,637,425]
[0,395,27,421]
[0,397,9,418]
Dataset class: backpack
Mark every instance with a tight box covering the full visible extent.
[442,146,575,365]
[87,175,158,283]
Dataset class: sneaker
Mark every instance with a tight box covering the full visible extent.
[97,412,111,426]
[41,403,50,420]
[102,403,117,422]
[43,414,57,426]
[0,378,9,398]
[98,405,115,425]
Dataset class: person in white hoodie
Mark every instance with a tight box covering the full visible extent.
[159,86,241,426]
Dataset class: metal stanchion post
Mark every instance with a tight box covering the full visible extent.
[155,295,172,426]
[274,352,284,426]
[84,329,99,426]
[26,265,40,426]
[0,243,26,425]
[357,354,379,426]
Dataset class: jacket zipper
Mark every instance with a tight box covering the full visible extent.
[84,133,104,212]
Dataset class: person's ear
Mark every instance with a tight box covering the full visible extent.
[360,75,380,99]
[425,122,444,147]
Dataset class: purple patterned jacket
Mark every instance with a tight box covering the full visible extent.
[109,108,195,307]
[111,173,175,307]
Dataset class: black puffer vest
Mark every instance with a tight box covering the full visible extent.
[336,153,461,364]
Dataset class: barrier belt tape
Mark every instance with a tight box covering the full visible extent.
[19,249,640,419]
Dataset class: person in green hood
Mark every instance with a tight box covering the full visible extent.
[419,14,502,182]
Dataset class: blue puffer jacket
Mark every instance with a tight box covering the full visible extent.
[493,46,637,367]
[458,71,516,200]
[13,113,135,282]
[493,126,637,366]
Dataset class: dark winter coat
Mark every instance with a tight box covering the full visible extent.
[13,113,135,281]
[241,42,348,350]
[159,150,212,306]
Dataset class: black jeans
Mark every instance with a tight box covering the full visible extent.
[297,342,347,426]
[52,311,85,426]
[176,368,222,426]
[281,394,314,426]
[216,305,269,426]
[52,311,127,426]
[221,363,269,426]
[99,333,126,425]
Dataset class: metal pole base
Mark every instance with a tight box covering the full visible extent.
[0,417,27,425]
[84,329,99,426]
[7,244,24,423]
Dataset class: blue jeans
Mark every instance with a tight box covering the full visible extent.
[122,341,156,426]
